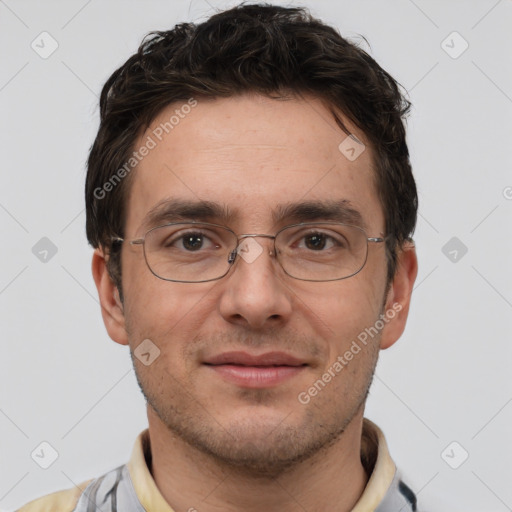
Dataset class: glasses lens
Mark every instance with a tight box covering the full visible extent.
[144,223,237,282]
[276,223,368,281]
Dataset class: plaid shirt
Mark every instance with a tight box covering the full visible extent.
[17,419,418,512]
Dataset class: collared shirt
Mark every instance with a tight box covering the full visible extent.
[16,418,418,511]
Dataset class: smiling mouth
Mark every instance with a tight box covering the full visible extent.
[203,351,308,388]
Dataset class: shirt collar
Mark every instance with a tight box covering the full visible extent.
[352,418,397,511]
[127,417,397,511]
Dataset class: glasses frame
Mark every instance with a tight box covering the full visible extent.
[112,221,388,283]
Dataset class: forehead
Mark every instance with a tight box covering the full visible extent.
[125,93,383,234]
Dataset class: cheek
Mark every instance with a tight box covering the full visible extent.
[123,253,185,323]
[122,263,215,352]
[123,284,202,391]
[301,280,385,355]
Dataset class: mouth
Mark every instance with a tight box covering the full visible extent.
[203,351,308,388]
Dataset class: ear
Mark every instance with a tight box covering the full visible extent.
[379,241,418,350]
[91,248,129,346]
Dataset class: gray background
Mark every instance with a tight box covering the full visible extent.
[1,0,511,510]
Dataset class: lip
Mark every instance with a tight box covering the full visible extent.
[204,351,308,388]
[204,351,306,367]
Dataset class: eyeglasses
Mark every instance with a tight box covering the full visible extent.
[112,222,387,283]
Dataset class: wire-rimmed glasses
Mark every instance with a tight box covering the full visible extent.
[112,221,387,283]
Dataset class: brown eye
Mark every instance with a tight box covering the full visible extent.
[304,233,327,250]
[181,234,205,251]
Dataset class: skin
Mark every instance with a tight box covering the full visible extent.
[92,93,418,512]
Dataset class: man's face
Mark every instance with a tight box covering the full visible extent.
[107,93,408,475]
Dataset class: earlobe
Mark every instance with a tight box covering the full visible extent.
[91,248,129,346]
[379,241,418,350]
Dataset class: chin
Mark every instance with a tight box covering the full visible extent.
[164,408,350,479]
[203,419,347,478]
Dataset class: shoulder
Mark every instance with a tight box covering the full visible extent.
[15,479,93,512]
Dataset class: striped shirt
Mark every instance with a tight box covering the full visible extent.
[17,419,418,511]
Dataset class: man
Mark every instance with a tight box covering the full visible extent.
[18,3,419,511]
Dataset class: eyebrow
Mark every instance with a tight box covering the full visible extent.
[140,198,367,232]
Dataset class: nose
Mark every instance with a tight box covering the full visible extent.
[217,235,293,330]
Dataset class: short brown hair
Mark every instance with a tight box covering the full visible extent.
[86,3,417,298]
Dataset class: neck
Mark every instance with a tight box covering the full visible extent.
[147,406,369,512]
